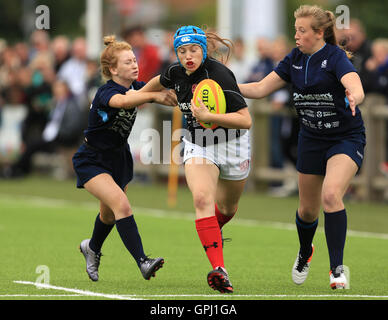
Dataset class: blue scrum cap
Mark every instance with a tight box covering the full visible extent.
[173,25,207,63]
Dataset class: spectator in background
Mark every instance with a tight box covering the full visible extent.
[364,38,388,99]
[0,46,22,91]
[340,19,373,92]
[245,37,290,192]
[14,42,30,67]
[227,38,254,83]
[85,58,104,104]
[2,80,85,178]
[51,35,71,73]
[364,38,388,175]
[122,26,161,82]
[159,29,176,74]
[245,37,274,83]
[21,52,55,145]
[58,37,88,104]
[29,30,51,62]
[269,36,298,196]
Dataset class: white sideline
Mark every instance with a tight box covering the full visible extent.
[128,294,388,299]
[10,282,388,299]
[0,294,82,297]
[13,281,141,300]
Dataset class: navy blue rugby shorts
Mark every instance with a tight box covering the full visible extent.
[296,133,366,176]
[72,143,134,190]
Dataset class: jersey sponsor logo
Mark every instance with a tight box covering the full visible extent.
[323,111,337,117]
[293,92,333,102]
[321,59,327,68]
[178,102,191,111]
[110,108,137,138]
[323,121,340,129]
[292,64,303,70]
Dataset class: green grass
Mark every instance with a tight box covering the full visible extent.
[0,176,387,300]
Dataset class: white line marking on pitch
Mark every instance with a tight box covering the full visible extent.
[0,294,82,297]
[13,281,142,300]
[123,294,388,299]
[12,282,388,300]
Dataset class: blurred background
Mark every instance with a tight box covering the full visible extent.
[0,0,388,204]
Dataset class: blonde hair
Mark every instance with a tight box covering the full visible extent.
[294,5,352,58]
[100,35,133,80]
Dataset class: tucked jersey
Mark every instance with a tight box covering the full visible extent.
[160,57,248,145]
[274,43,365,142]
[84,80,145,150]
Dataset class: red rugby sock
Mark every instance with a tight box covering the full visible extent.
[215,204,236,229]
[195,216,224,269]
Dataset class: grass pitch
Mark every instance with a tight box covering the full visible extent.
[0,176,387,300]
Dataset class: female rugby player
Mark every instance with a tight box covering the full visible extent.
[141,26,252,293]
[73,35,176,281]
[239,5,366,289]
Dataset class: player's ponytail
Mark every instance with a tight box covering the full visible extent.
[323,10,336,46]
[100,35,133,80]
[103,35,117,47]
[204,29,233,65]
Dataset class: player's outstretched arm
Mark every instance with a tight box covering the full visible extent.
[139,75,166,92]
[109,89,177,109]
[238,71,286,99]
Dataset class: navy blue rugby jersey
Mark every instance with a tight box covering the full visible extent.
[160,57,248,145]
[274,43,365,142]
[84,79,145,150]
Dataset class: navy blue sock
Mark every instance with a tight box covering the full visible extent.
[295,211,318,259]
[89,213,114,253]
[115,215,146,267]
[324,209,347,270]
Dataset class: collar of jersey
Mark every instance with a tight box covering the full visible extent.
[109,79,134,90]
[305,43,327,58]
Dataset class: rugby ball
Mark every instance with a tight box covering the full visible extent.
[193,79,226,129]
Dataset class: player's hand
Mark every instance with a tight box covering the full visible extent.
[190,98,211,122]
[345,89,356,116]
[153,89,177,106]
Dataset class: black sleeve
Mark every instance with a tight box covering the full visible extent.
[160,63,179,89]
[213,65,247,113]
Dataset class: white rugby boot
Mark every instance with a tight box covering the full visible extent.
[79,239,102,282]
[292,244,314,285]
[329,266,348,289]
